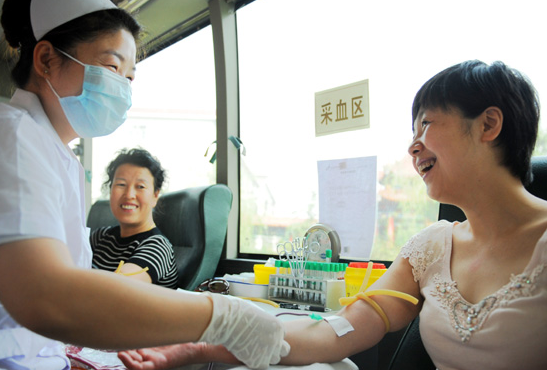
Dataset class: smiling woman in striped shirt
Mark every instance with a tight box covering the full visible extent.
[91,148,178,289]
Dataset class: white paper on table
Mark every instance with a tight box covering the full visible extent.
[182,358,359,370]
[317,156,377,259]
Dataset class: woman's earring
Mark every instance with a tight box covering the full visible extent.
[44,69,49,74]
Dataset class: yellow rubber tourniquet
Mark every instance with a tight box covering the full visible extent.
[114,260,150,276]
[239,297,280,308]
[339,261,419,332]
[339,290,419,332]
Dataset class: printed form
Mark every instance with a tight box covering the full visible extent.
[318,156,377,259]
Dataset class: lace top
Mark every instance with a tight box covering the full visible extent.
[400,220,547,370]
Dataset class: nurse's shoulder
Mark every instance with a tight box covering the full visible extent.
[0,89,59,143]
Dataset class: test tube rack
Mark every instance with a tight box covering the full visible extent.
[268,274,345,311]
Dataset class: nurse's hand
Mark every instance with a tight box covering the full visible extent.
[199,293,291,369]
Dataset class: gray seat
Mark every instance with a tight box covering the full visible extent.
[87,184,233,290]
[388,155,547,370]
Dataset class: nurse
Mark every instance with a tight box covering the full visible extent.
[0,1,288,369]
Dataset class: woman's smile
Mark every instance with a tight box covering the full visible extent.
[110,163,158,236]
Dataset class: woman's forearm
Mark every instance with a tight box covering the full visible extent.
[279,301,387,365]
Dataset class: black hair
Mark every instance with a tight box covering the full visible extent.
[412,60,540,185]
[103,148,166,193]
[1,0,142,88]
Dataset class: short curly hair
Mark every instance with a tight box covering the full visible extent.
[103,148,166,193]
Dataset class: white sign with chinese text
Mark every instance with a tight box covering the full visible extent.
[315,79,370,136]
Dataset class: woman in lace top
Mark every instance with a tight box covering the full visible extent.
[119,60,547,370]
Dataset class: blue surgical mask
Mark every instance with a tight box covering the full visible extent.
[46,49,132,138]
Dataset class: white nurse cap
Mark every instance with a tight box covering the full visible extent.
[30,0,117,41]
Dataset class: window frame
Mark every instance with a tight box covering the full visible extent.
[78,0,547,265]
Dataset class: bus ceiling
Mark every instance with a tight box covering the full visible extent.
[0,0,256,98]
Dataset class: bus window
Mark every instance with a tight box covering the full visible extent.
[91,26,217,202]
[237,0,547,260]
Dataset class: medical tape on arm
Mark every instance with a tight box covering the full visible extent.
[277,312,355,337]
[323,315,354,337]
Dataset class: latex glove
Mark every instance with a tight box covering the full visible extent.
[199,293,290,369]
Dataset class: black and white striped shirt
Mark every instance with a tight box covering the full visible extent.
[90,226,179,289]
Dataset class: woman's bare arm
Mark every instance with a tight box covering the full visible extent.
[117,254,423,368]
[279,254,423,365]
[119,343,240,370]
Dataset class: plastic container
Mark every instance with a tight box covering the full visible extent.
[344,265,387,297]
[228,281,269,299]
[349,262,386,269]
[254,264,277,285]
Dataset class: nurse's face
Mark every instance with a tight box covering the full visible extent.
[110,163,159,237]
[42,29,137,143]
[53,28,137,97]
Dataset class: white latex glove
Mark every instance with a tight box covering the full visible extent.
[199,293,290,369]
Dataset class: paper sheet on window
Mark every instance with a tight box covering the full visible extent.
[318,156,377,259]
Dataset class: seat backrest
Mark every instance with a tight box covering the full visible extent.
[86,184,233,290]
[388,155,547,370]
[86,198,118,231]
